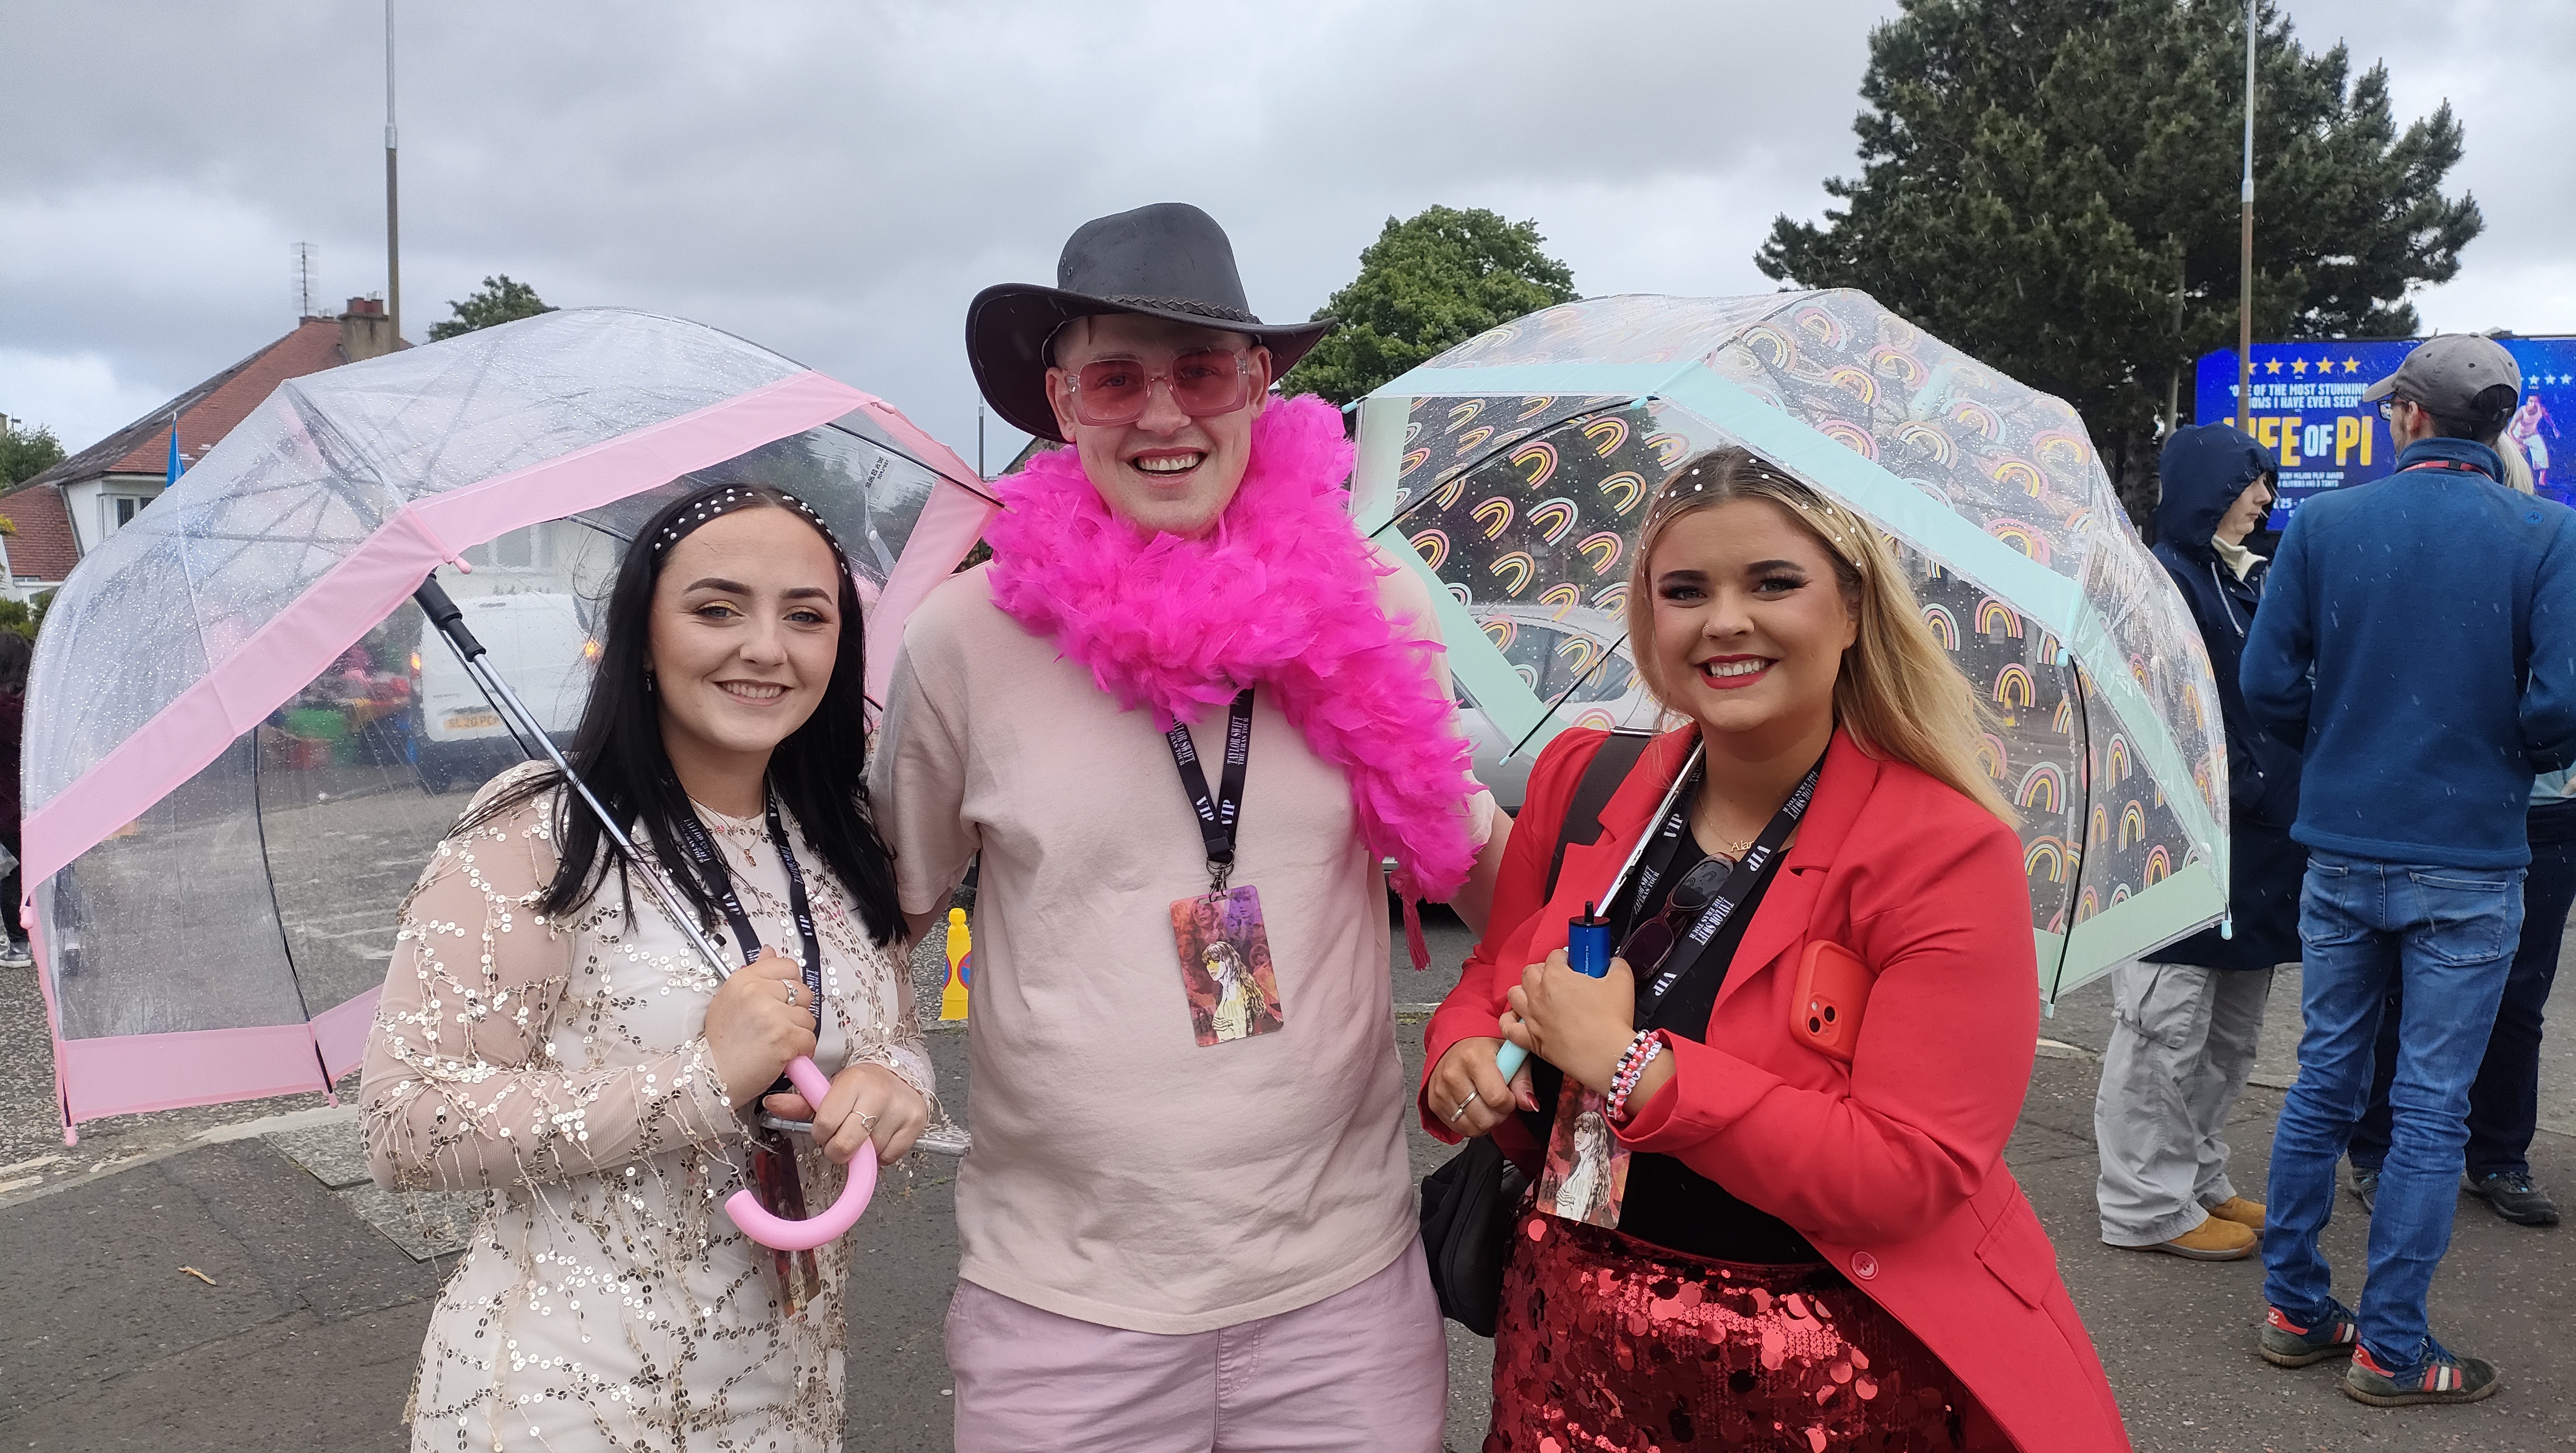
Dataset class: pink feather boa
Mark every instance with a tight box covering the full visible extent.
[982,394,1479,901]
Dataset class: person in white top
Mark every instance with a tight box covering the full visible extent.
[363,481,929,1451]
[872,203,1509,1452]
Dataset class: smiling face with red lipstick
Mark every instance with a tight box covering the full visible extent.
[1044,313,1275,539]
[1645,494,1858,759]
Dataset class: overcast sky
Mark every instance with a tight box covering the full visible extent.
[5,0,2570,462]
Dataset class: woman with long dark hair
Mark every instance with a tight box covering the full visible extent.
[360,481,926,1451]
[1421,450,2126,1451]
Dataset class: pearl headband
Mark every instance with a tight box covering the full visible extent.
[650,483,851,565]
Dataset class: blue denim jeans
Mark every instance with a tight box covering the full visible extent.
[2347,799,2576,1178]
[2262,851,2523,1370]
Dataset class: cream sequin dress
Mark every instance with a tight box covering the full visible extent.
[360,765,930,1452]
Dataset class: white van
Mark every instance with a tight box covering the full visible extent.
[414,591,596,792]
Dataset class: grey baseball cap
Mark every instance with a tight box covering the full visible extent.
[2360,334,2521,418]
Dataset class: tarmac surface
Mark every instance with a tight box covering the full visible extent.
[5,910,2574,1451]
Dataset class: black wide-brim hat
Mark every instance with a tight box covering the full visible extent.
[967,202,1335,443]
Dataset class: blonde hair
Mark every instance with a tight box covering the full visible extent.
[2497,435,2536,494]
[1624,447,2016,825]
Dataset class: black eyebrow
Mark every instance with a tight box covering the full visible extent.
[780,586,832,602]
[1746,559,1808,573]
[681,577,748,594]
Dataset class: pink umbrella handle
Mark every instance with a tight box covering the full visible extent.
[723,1056,879,1251]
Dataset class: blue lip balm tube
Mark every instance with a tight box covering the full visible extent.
[1495,903,1614,1080]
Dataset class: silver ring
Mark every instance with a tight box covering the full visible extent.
[1450,1095,1474,1122]
[780,981,796,1005]
[857,1113,880,1132]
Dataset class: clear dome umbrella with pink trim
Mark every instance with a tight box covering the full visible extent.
[25,309,996,1228]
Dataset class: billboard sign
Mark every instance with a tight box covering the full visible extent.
[2194,337,2576,526]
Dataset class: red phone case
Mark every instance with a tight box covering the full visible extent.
[1793,940,1875,1063]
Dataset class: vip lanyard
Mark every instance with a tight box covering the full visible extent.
[1165,689,1255,895]
[666,791,824,1023]
[1626,753,1826,1016]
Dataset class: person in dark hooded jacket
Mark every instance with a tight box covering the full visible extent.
[2094,423,2305,1262]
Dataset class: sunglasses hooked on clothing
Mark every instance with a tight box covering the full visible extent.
[1617,854,1736,987]
[1063,350,1254,427]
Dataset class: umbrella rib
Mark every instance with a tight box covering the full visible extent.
[247,728,321,1036]
[815,418,998,503]
[2058,657,2095,1001]
[1505,634,1630,761]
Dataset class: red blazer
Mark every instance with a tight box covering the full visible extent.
[1423,726,2129,1453]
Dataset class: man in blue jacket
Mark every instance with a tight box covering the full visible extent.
[2243,335,2576,1406]
[2095,423,2304,1262]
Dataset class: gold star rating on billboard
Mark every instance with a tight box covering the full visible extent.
[2265,359,2284,374]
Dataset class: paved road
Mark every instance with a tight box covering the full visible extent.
[8,916,2576,1450]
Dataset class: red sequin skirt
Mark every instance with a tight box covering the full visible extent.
[1487,1209,1979,1452]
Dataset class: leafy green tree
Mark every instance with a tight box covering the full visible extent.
[0,591,50,640]
[1284,207,1579,405]
[0,417,65,489]
[428,275,557,341]
[1757,0,2480,520]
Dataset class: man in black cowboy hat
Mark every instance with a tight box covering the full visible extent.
[870,203,1504,1451]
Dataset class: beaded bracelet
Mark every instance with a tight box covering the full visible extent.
[1607,1031,1666,1122]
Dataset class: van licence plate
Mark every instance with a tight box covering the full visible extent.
[445,710,501,731]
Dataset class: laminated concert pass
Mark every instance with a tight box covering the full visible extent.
[1169,885,1286,1047]
[1536,1085,1629,1228]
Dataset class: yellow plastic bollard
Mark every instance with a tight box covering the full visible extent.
[940,907,972,1022]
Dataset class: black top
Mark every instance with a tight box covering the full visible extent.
[1523,824,1820,1264]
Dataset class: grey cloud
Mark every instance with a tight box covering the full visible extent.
[4,0,2568,455]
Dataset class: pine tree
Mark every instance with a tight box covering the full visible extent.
[1284,207,1578,406]
[428,275,557,342]
[1757,0,2480,521]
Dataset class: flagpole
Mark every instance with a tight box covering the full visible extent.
[384,0,402,343]
[2236,0,2256,430]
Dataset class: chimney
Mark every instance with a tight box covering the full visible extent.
[339,296,398,362]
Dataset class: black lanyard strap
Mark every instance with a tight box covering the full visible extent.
[1166,689,1255,895]
[667,791,824,1028]
[1629,753,1826,1016]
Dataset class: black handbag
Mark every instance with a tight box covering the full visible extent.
[1418,730,1653,1335]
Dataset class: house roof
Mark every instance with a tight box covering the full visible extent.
[2,316,376,584]
[0,490,77,584]
[17,317,357,492]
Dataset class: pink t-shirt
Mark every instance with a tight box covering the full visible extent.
[869,554,1479,1334]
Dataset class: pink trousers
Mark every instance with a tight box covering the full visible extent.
[945,1241,1450,1452]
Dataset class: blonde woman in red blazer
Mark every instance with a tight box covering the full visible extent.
[1422,448,2128,1452]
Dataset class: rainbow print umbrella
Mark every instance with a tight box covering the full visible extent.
[1350,292,2227,1000]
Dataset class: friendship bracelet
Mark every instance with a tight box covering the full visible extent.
[1608,1032,1667,1123]
[1607,1031,1654,1096]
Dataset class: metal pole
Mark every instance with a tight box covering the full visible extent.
[385,0,402,342]
[977,404,986,479]
[2236,0,2256,431]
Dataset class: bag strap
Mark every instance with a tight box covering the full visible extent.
[1543,729,1656,901]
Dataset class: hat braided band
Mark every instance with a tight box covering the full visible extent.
[1101,294,1263,326]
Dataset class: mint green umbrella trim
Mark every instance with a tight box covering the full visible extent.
[1352,395,1409,529]
[2055,861,2227,997]
[1369,362,1695,406]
